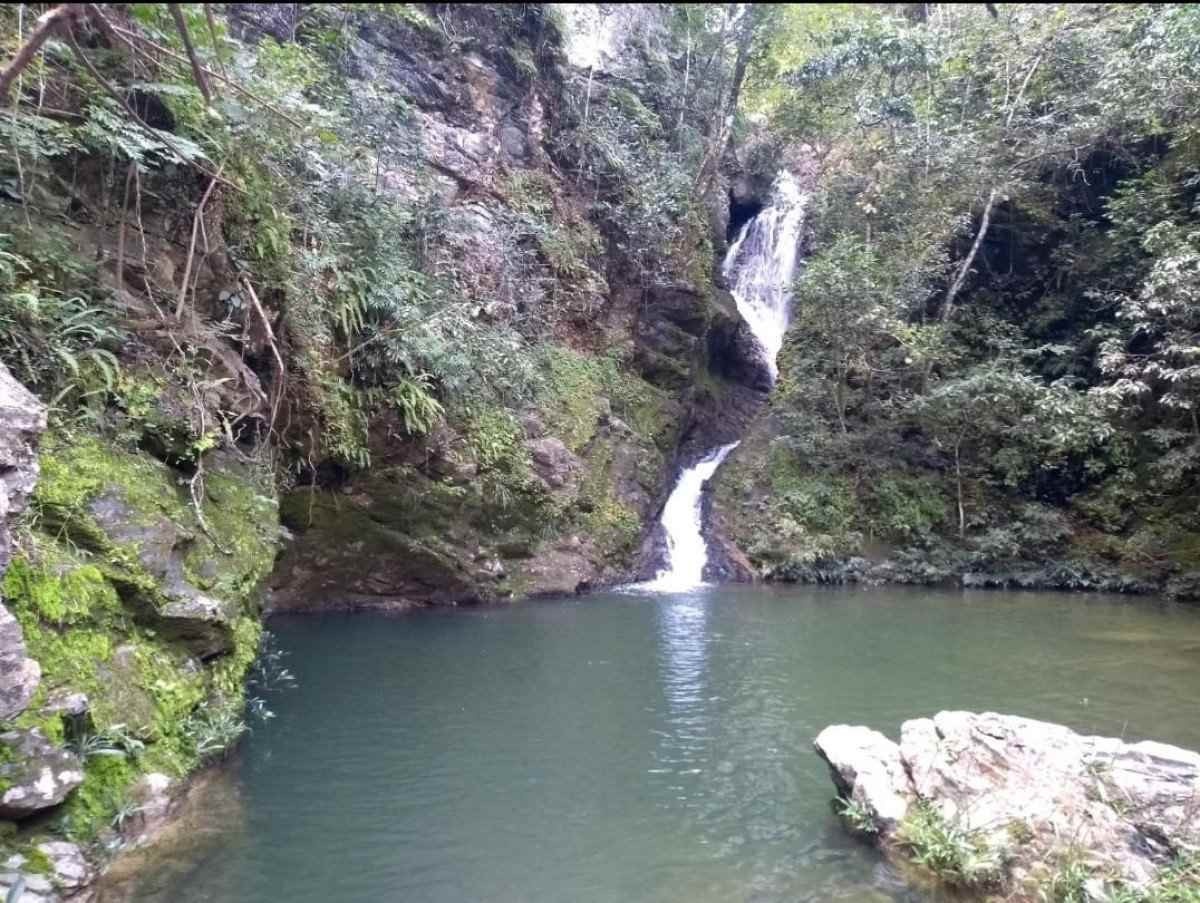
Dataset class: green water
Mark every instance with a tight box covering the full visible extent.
[113,586,1200,903]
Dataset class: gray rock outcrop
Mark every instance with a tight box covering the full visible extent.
[525,437,582,491]
[0,362,46,720]
[0,841,93,903]
[0,729,85,819]
[37,841,95,895]
[0,605,41,721]
[0,361,47,572]
[815,711,1200,897]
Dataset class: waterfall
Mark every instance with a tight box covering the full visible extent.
[724,171,809,379]
[640,442,739,592]
[640,174,808,591]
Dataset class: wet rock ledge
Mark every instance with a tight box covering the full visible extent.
[815,711,1200,901]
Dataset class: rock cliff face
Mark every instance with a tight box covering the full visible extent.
[815,711,1200,899]
[258,5,771,609]
[0,364,46,725]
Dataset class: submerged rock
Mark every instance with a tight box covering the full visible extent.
[815,711,1200,898]
[0,729,84,819]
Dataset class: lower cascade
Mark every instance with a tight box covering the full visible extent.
[643,174,808,590]
[641,443,740,591]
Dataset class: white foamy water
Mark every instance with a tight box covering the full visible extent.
[639,442,740,592]
[723,171,808,379]
[640,174,808,592]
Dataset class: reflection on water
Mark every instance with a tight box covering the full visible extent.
[657,592,711,717]
[127,587,1200,903]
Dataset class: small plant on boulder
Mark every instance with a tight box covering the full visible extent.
[834,796,878,836]
[895,801,1004,889]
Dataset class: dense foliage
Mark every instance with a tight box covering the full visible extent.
[723,3,1200,593]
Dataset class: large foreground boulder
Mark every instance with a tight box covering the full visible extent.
[815,711,1200,899]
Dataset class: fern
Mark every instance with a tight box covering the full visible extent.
[388,374,444,435]
[77,97,209,167]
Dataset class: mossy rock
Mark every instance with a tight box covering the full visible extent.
[29,432,277,653]
[0,427,276,841]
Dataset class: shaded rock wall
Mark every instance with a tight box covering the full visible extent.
[259,5,770,608]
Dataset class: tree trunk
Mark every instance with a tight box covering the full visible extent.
[940,188,998,325]
[921,187,999,391]
[676,26,691,141]
[694,8,760,199]
[723,9,756,122]
[169,4,213,105]
[833,367,849,435]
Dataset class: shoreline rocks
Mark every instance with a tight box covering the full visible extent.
[0,730,85,820]
[815,711,1200,900]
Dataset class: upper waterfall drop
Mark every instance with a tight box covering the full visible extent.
[639,172,808,592]
[723,172,809,379]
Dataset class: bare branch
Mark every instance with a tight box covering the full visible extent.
[175,163,225,319]
[62,22,237,189]
[0,4,79,101]
[240,277,287,433]
[203,4,227,80]
[168,3,213,105]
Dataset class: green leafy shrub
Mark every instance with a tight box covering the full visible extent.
[896,802,1004,888]
[1108,855,1200,903]
[868,475,947,541]
[1038,858,1092,903]
[0,236,122,406]
[835,796,878,835]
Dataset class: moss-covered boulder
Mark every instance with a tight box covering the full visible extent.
[0,425,279,858]
[29,433,277,656]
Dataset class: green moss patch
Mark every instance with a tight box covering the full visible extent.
[55,755,137,843]
[182,461,279,609]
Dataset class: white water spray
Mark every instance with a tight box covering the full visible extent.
[641,174,808,591]
[724,171,809,379]
[639,442,739,592]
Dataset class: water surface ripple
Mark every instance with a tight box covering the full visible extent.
[115,586,1200,903]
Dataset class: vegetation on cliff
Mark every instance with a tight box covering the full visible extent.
[718,3,1200,597]
[0,2,772,879]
